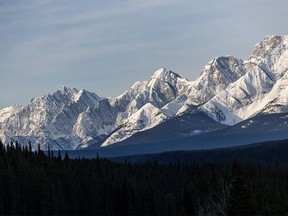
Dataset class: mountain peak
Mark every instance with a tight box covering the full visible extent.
[252,35,287,59]
[151,68,181,80]
[250,35,288,79]
[264,35,282,41]
[192,55,245,101]
[57,86,79,96]
[1,36,287,150]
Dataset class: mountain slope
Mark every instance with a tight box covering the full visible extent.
[0,35,287,150]
[95,110,228,148]
[201,35,288,124]
[86,112,288,157]
[102,103,168,146]
[0,87,117,150]
[187,56,247,105]
[0,69,191,150]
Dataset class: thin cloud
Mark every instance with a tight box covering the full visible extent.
[0,0,287,108]
[1,0,181,79]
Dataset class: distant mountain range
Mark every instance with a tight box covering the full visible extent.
[0,35,287,153]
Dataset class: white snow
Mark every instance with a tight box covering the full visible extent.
[161,95,187,117]
[0,105,22,122]
[0,35,287,150]
[101,103,168,146]
[201,36,288,124]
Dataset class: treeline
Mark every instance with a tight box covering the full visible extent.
[1,140,288,215]
[112,139,288,166]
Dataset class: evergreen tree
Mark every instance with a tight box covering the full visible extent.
[0,140,5,156]
[28,140,32,152]
[0,139,288,215]
[227,162,255,216]
[64,151,69,161]
[57,150,62,160]
[48,144,51,159]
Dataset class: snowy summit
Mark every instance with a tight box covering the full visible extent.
[0,36,287,150]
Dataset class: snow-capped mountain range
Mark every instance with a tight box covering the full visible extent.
[0,35,287,150]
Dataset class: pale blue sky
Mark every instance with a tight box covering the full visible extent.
[0,0,287,108]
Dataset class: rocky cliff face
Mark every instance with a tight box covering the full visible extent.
[0,35,287,150]
[201,35,288,125]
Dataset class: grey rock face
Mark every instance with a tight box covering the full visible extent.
[0,36,287,150]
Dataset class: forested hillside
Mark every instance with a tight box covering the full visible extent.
[111,139,288,166]
[1,140,288,215]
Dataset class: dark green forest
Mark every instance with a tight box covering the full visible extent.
[1,140,288,215]
[111,139,288,166]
